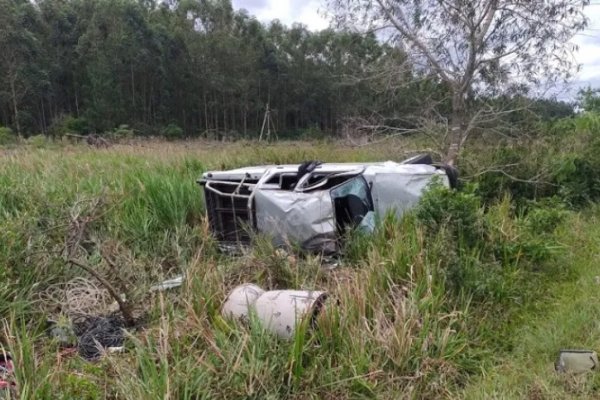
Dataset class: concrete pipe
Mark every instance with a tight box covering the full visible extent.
[253,290,328,339]
[221,284,265,322]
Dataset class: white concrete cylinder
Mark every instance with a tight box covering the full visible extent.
[253,290,328,339]
[221,284,265,322]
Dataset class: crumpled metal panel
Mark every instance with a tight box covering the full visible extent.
[370,172,447,218]
[254,189,336,248]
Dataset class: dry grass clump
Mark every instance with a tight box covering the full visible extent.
[36,277,113,318]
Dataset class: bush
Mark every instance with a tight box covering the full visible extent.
[48,115,89,137]
[65,116,89,135]
[161,123,184,140]
[469,144,553,207]
[0,126,16,145]
[520,198,568,234]
[111,124,135,139]
[300,126,327,141]
[416,181,483,247]
[26,134,48,148]
[414,183,566,303]
[467,112,600,210]
[551,146,600,208]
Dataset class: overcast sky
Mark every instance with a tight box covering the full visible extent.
[573,4,600,92]
[232,0,600,98]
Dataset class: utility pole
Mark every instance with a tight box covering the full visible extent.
[259,102,277,142]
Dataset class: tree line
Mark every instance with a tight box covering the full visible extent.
[0,0,421,138]
[1,0,585,144]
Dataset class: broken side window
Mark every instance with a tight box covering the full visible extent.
[264,172,299,190]
[330,176,373,233]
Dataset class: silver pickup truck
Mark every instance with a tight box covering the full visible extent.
[198,154,455,254]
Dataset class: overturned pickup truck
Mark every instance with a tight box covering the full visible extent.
[199,154,456,254]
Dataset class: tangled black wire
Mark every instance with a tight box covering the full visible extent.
[71,313,125,360]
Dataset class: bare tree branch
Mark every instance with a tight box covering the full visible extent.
[67,258,135,327]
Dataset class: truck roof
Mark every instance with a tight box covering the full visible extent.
[201,161,441,182]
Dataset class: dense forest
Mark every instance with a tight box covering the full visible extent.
[0,0,416,138]
[0,0,579,140]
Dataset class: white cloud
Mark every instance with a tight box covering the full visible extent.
[232,0,329,30]
[573,5,600,88]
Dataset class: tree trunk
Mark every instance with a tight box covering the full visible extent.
[445,91,466,166]
[243,102,247,137]
[10,78,21,138]
[203,90,209,134]
[40,99,47,136]
[131,63,135,111]
[222,93,227,134]
[213,94,219,136]
[182,108,187,136]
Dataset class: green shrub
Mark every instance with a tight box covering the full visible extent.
[26,134,48,148]
[0,126,16,145]
[111,124,135,139]
[574,112,600,133]
[520,198,568,234]
[544,116,577,137]
[467,112,600,210]
[551,113,600,207]
[300,126,327,141]
[470,144,552,207]
[414,183,566,303]
[416,182,483,247]
[65,116,89,135]
[161,123,184,140]
[552,150,600,208]
[49,115,89,137]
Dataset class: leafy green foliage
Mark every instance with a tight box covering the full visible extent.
[417,182,483,246]
[467,111,600,209]
[161,123,184,140]
[414,183,567,304]
[578,86,600,113]
[519,198,568,234]
[0,126,16,145]
[0,0,416,138]
[26,134,48,148]
[48,115,89,137]
[111,124,134,139]
[64,116,90,136]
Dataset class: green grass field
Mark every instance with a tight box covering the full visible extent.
[1,139,600,399]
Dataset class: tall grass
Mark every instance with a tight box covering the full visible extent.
[0,139,596,398]
[463,208,600,398]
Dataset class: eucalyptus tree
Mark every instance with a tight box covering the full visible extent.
[328,0,590,163]
[0,0,440,138]
[0,0,46,136]
[579,87,600,113]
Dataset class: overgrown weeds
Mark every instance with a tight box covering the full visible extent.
[0,138,597,398]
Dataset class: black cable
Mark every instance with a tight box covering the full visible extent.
[72,313,125,360]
